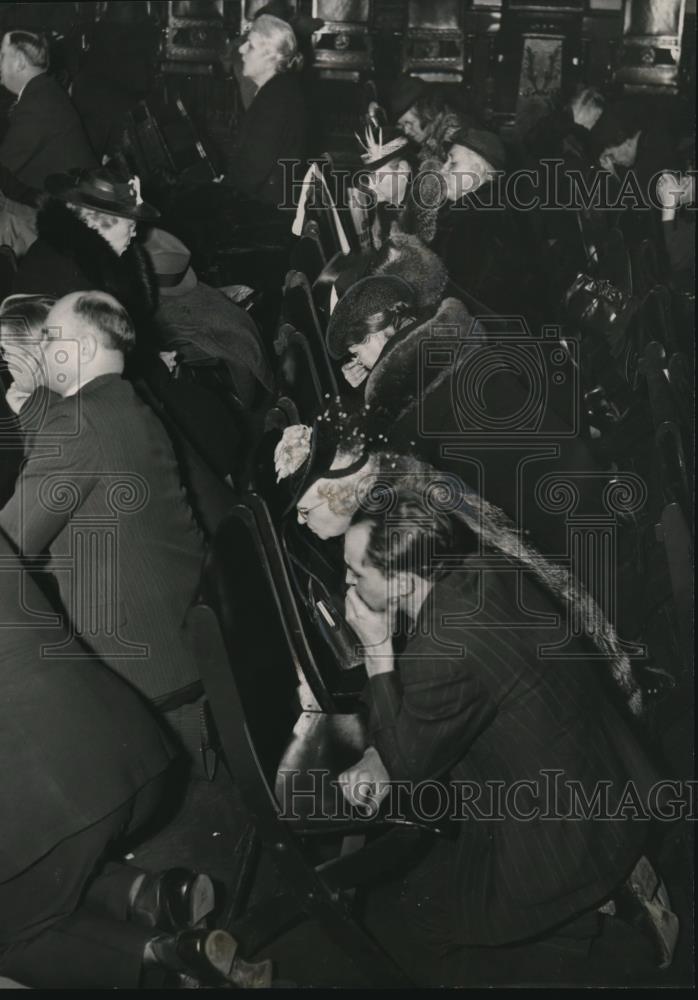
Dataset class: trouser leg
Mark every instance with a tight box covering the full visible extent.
[0,776,166,988]
[0,196,37,256]
[0,911,150,989]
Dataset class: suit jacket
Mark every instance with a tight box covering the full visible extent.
[0,73,96,191]
[228,72,308,207]
[367,567,657,946]
[0,374,206,705]
[0,529,174,882]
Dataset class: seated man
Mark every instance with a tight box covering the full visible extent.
[0,528,248,990]
[339,493,676,984]
[0,30,96,191]
[0,291,206,758]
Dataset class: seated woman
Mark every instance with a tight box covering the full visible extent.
[274,417,643,721]
[324,273,473,434]
[0,528,247,989]
[432,126,528,313]
[12,165,160,337]
[353,125,412,252]
[227,14,308,210]
[391,79,478,169]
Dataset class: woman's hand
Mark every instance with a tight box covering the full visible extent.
[339,746,390,815]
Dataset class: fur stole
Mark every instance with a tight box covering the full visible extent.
[364,296,474,427]
[35,199,159,327]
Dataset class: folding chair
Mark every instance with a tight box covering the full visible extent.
[304,154,359,259]
[631,238,662,298]
[275,323,331,426]
[638,342,693,673]
[597,227,633,297]
[289,220,327,287]
[241,492,361,711]
[250,396,300,521]
[281,515,365,703]
[189,504,437,986]
[132,372,237,538]
[280,271,339,398]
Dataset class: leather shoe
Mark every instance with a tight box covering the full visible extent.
[147,929,272,988]
[130,868,216,932]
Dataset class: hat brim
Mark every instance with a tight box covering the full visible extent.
[158,265,198,296]
[281,424,369,520]
[389,79,428,121]
[45,176,160,221]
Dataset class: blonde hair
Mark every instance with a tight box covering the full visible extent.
[251,14,303,73]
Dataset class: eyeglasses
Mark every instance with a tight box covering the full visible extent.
[297,500,326,523]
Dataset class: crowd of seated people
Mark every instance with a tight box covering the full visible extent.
[0,14,694,990]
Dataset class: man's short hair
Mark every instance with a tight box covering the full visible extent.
[6,30,49,70]
[352,492,476,582]
[73,293,136,355]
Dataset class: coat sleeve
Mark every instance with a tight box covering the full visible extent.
[366,652,497,783]
[0,398,99,556]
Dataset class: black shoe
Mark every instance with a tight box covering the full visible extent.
[130,868,216,932]
[147,929,272,988]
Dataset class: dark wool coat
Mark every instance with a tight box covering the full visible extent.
[12,199,159,334]
[228,72,308,207]
[0,529,175,883]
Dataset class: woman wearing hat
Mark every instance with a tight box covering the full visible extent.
[12,165,160,335]
[355,124,412,251]
[326,273,472,428]
[431,126,536,316]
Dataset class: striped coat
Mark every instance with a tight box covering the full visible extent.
[367,564,657,946]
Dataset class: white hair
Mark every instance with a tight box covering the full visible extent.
[251,14,303,73]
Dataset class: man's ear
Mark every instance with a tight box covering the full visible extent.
[79,332,98,364]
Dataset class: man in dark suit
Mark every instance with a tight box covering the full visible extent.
[0,30,96,191]
[0,528,246,988]
[0,290,206,751]
[340,493,676,983]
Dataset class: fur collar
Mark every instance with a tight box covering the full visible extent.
[364,296,474,425]
[36,199,159,326]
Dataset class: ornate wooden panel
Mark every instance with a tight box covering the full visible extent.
[614,0,686,92]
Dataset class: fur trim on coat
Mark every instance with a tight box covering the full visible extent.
[30,198,158,328]
[364,296,474,427]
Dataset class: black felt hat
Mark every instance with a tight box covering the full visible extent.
[325,274,417,360]
[45,167,160,222]
[388,75,428,120]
